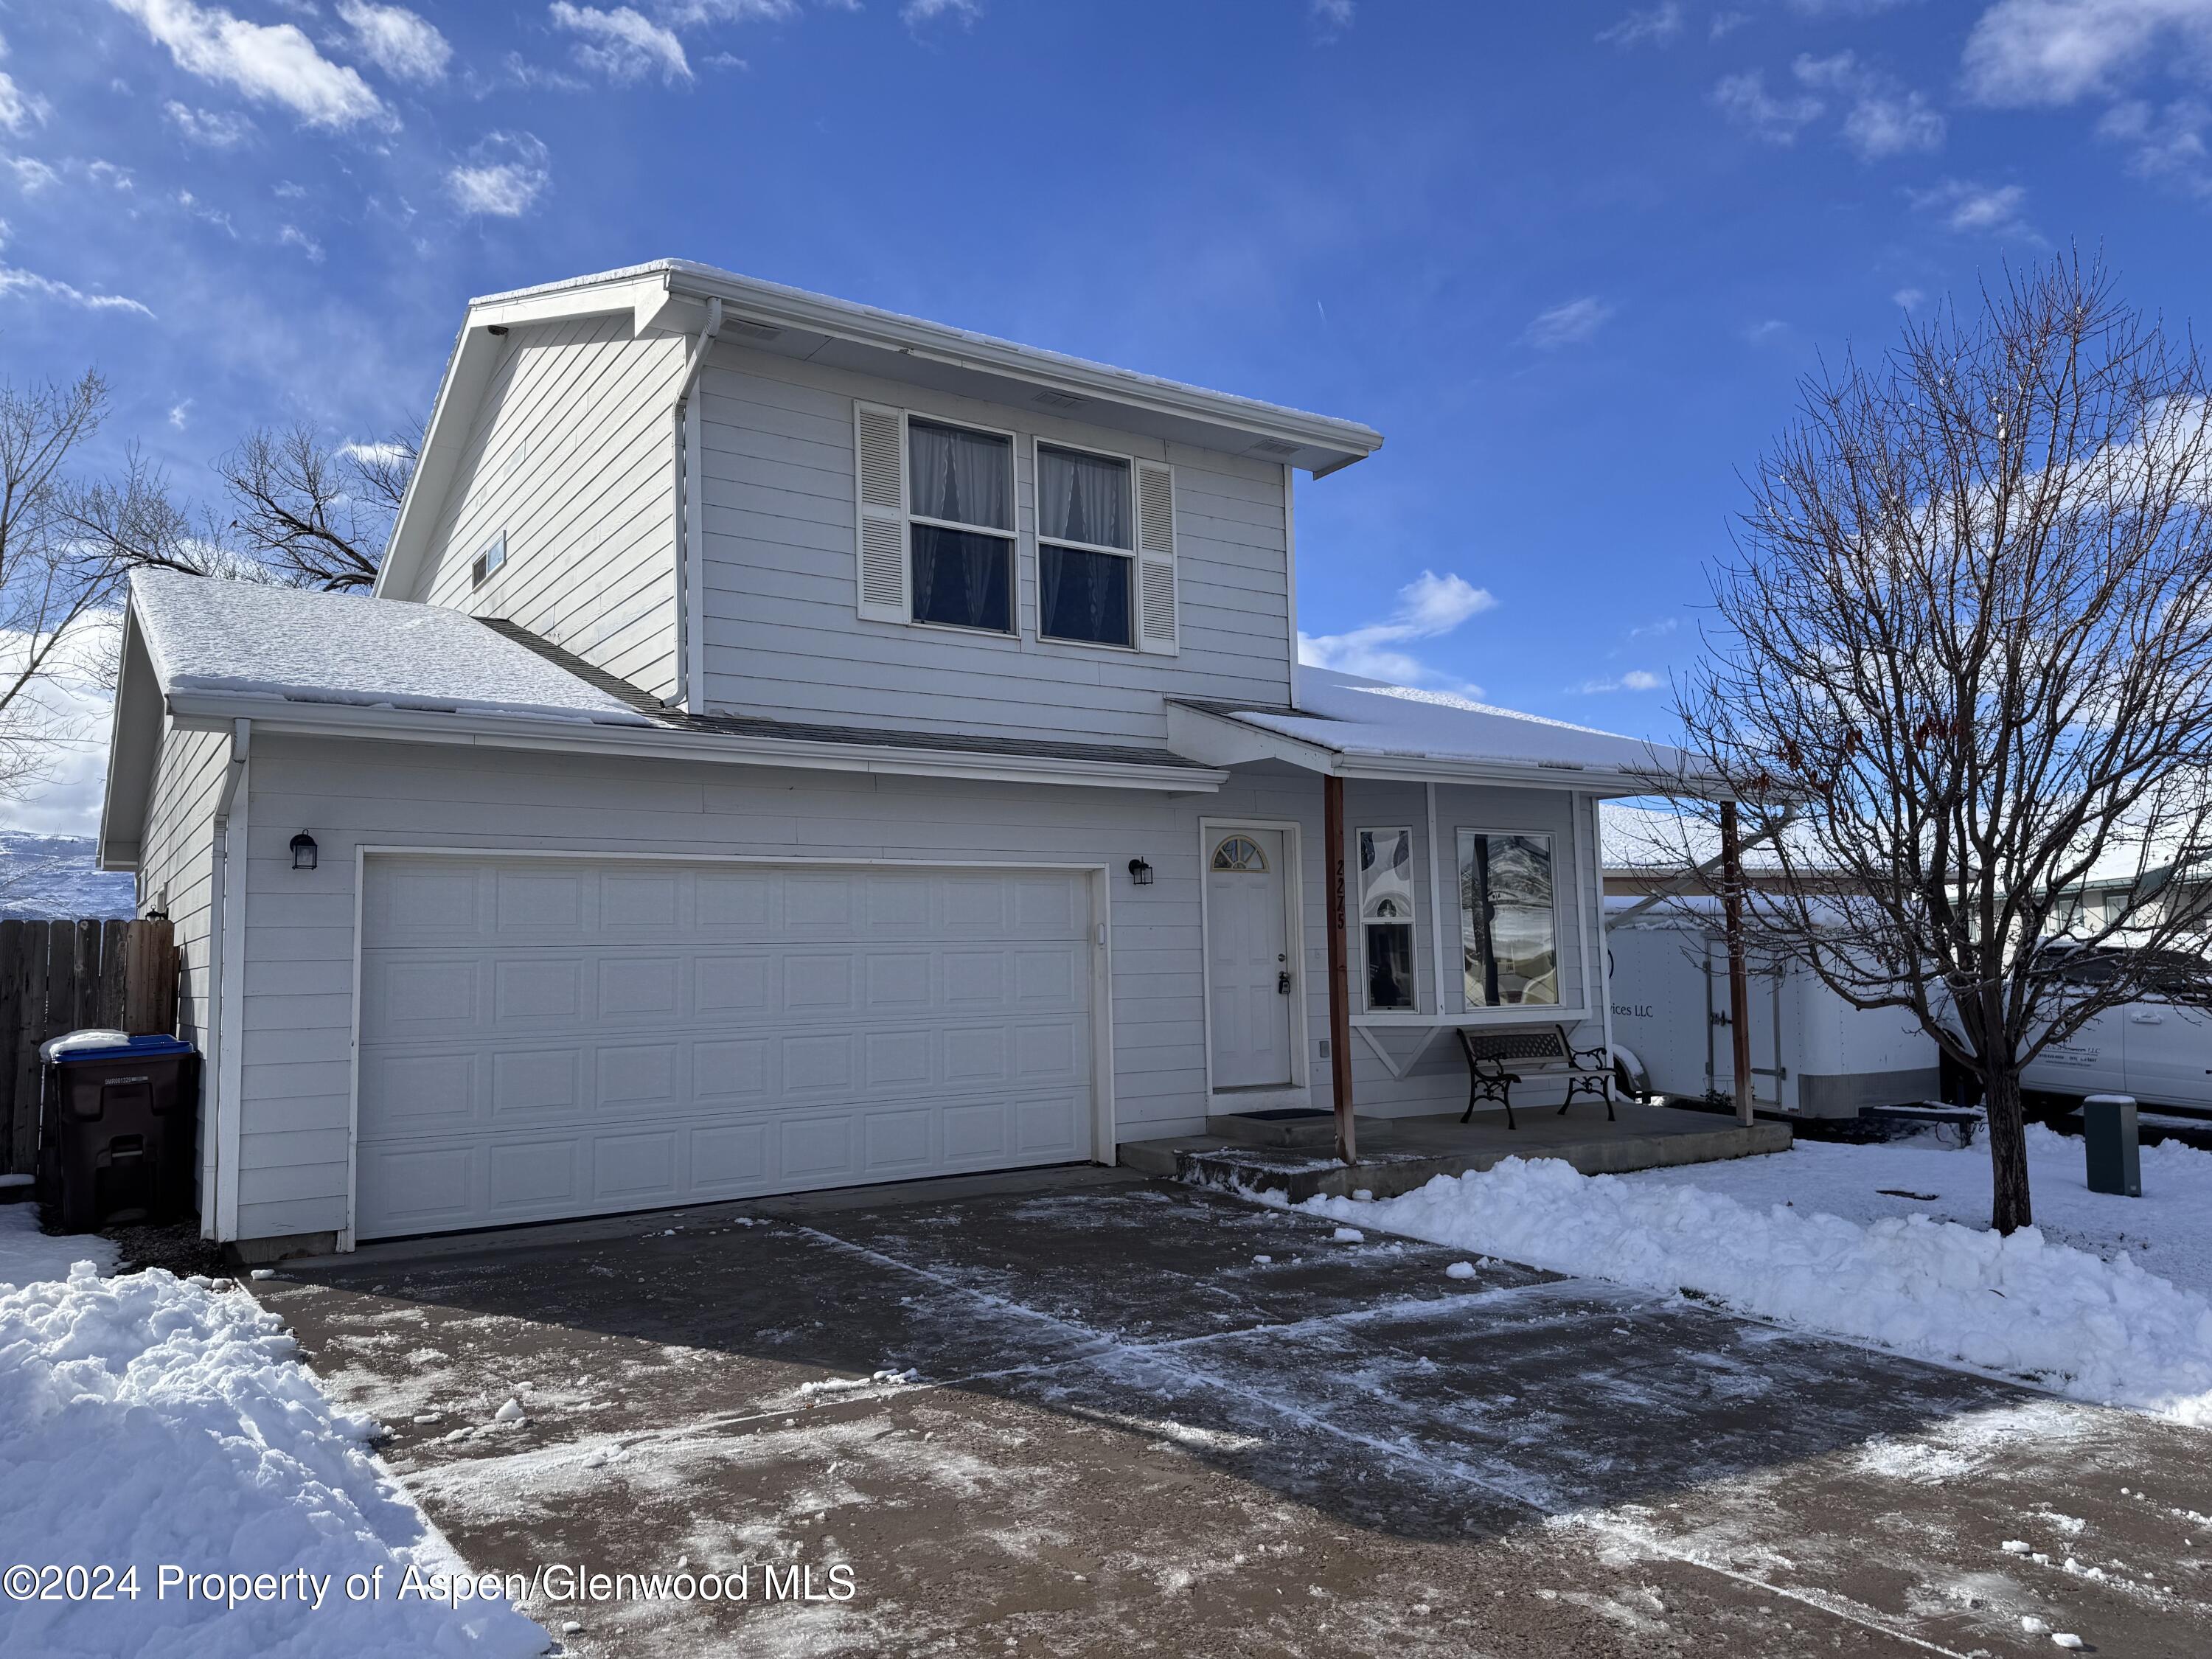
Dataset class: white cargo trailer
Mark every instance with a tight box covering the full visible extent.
[1607,914,1941,1118]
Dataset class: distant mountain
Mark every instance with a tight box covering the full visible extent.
[0,831,135,921]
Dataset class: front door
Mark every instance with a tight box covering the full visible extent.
[1206,829,1294,1089]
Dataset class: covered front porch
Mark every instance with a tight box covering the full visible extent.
[1121,1099,1792,1203]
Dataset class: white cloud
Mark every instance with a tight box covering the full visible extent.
[658,0,800,21]
[1712,69,1824,143]
[163,100,254,145]
[0,155,55,193]
[1310,0,1354,31]
[1907,176,2037,236]
[2098,96,2212,191]
[278,223,324,260]
[1709,9,1751,37]
[1298,571,1495,692]
[1522,296,1616,349]
[903,0,981,23]
[550,3,692,83]
[337,1,451,83]
[1598,4,1684,47]
[1790,52,1946,158]
[1574,669,1666,694]
[1628,616,1680,639]
[0,264,153,316]
[1893,285,1927,309]
[447,130,551,216]
[105,0,389,128]
[0,72,49,135]
[0,614,124,836]
[340,439,409,466]
[167,398,192,429]
[1745,317,1790,344]
[1963,0,2212,108]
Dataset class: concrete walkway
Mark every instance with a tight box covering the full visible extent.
[265,1170,2211,1658]
[1124,1100,1792,1200]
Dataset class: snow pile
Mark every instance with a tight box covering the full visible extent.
[1627,1124,2212,1301]
[0,1206,114,1287]
[1293,1155,2212,1424]
[0,1264,546,1658]
[130,568,653,728]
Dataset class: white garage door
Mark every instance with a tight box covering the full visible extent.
[353,856,1096,1240]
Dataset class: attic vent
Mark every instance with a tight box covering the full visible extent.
[723,317,782,341]
[1032,389,1085,411]
[1249,438,1300,458]
[1537,759,1585,771]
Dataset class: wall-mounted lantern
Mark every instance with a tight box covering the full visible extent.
[1127,858,1154,886]
[290,832,319,872]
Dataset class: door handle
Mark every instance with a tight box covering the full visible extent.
[2129,1012,2164,1024]
[1278,971,1293,995]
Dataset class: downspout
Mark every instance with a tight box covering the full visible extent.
[671,297,723,713]
[204,718,248,1242]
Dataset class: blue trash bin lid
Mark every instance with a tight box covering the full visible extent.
[40,1031,196,1064]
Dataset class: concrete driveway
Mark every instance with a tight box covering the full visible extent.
[263,1169,2212,1658]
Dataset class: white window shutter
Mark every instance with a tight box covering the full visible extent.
[1134,459,1178,655]
[854,400,908,624]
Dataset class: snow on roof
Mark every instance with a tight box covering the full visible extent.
[129,570,655,727]
[1225,668,1700,780]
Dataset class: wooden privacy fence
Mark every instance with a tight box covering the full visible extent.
[0,918,178,1175]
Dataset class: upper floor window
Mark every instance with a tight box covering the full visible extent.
[852,398,1180,655]
[1037,443,1133,649]
[908,418,1013,633]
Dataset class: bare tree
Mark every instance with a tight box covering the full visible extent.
[0,371,135,798]
[1675,253,2212,1234]
[214,420,420,591]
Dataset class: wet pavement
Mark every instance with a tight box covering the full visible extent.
[262,1168,2212,1658]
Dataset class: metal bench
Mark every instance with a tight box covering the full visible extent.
[1457,1025,1615,1131]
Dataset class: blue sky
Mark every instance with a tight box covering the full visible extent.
[5,0,2211,830]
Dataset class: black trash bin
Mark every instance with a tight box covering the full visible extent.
[38,1031,198,1234]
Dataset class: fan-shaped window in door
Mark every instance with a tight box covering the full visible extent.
[1211,835,1268,873]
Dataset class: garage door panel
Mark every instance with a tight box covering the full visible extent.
[355,856,1096,1239]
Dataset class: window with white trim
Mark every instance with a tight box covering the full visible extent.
[906,418,1015,633]
[1357,827,1416,1010]
[1458,831,1559,1008]
[1037,442,1133,648]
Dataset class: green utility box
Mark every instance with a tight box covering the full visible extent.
[2082,1094,2142,1199]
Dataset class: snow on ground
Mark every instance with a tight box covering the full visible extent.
[1288,1128,2212,1426]
[1624,1124,2212,1301]
[0,1201,115,1287]
[0,1251,546,1656]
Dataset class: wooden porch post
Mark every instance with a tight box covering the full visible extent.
[1720,799,1753,1127]
[1324,773,1357,1165]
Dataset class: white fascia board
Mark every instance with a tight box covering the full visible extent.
[658,263,1381,465]
[1166,701,1706,797]
[161,691,1227,794]
[97,606,161,872]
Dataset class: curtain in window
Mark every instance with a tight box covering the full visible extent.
[1040,546,1130,645]
[911,526,1011,631]
[1039,447,1130,549]
[910,420,1012,530]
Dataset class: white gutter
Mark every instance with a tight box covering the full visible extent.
[205,717,249,1243]
[161,691,1227,794]
[672,297,723,712]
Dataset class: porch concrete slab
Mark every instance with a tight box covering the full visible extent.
[1124,1099,1793,1202]
[263,1171,2212,1659]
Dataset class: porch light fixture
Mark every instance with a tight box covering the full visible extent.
[290,832,319,872]
[1127,858,1154,886]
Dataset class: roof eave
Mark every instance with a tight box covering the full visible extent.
[162,689,1230,794]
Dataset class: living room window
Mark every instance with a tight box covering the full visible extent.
[1358,827,1416,1010]
[1458,831,1559,1008]
[908,417,1014,633]
[1037,442,1133,648]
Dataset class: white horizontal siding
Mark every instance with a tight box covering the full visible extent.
[227,737,1599,1241]
[411,314,685,700]
[693,343,1295,746]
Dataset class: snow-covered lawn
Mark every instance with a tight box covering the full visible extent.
[1290,1124,2212,1427]
[0,1208,545,1658]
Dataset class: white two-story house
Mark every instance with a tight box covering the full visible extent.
[97,261,1688,1257]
